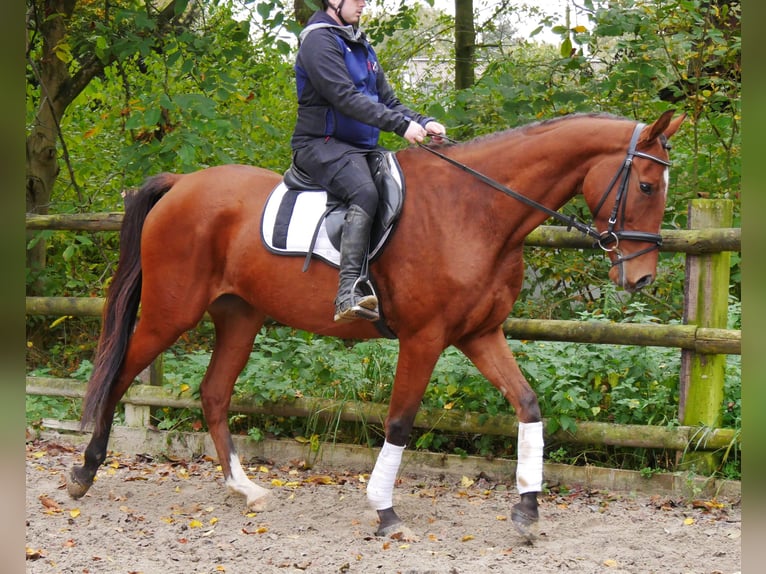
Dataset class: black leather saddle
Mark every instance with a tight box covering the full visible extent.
[282,151,404,260]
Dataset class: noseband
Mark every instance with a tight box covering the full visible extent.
[418,122,672,270]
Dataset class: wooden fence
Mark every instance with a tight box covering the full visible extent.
[25,199,741,472]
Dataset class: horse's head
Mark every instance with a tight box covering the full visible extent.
[582,110,685,292]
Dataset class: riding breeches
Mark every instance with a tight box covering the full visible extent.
[293,144,380,218]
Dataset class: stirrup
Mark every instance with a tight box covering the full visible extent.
[334,279,379,322]
[334,301,380,323]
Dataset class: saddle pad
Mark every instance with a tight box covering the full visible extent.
[261,185,341,267]
[261,153,404,269]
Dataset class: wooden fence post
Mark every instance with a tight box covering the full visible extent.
[123,356,163,428]
[679,199,733,473]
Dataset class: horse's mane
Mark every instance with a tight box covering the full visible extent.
[451,112,631,150]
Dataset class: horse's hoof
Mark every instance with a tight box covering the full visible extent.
[246,490,272,512]
[511,505,539,542]
[375,522,420,542]
[67,467,92,499]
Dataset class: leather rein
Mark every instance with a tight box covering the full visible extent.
[418,122,672,268]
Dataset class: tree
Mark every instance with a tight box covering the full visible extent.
[454,0,475,89]
[25,0,193,294]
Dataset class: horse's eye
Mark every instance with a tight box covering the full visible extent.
[639,182,653,195]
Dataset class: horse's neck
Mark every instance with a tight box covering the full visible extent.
[453,127,599,237]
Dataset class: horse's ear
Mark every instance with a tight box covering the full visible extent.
[641,109,686,143]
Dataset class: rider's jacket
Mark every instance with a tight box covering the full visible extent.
[291,11,432,150]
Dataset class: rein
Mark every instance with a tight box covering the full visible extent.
[418,123,672,266]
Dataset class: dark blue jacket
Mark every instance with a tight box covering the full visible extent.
[291,11,433,150]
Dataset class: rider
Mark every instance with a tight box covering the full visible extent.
[290,0,446,323]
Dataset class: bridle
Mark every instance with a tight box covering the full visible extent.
[589,122,671,267]
[417,122,672,270]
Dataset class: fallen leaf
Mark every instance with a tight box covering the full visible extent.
[461,535,475,542]
[39,495,60,511]
[604,559,619,567]
[683,517,695,525]
[25,547,45,560]
[496,515,507,521]
[460,476,475,488]
[306,475,335,485]
[189,519,203,528]
[692,498,725,511]
[69,508,81,518]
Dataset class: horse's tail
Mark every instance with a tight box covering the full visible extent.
[81,172,182,433]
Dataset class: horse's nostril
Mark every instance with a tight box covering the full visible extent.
[634,274,654,291]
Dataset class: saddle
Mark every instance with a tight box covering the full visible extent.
[261,151,405,271]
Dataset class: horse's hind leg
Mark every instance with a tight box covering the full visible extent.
[69,319,185,498]
[200,296,269,511]
[456,327,543,541]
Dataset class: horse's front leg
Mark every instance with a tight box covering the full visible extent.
[367,339,441,540]
[457,327,543,541]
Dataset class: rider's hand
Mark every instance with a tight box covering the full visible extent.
[424,121,447,143]
[403,121,428,144]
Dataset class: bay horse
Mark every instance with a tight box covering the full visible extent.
[68,111,684,541]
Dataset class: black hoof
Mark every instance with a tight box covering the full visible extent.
[67,466,93,499]
[511,494,540,542]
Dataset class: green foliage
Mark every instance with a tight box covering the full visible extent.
[26,395,81,426]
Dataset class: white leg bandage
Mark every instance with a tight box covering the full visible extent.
[366,441,405,510]
[225,452,270,509]
[516,421,544,494]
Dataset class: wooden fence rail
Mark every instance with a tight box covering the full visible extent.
[25,296,740,355]
[25,213,741,254]
[26,377,737,452]
[25,202,742,465]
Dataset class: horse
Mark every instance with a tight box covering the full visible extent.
[68,110,684,541]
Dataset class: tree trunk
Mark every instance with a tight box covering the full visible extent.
[25,0,76,294]
[454,0,475,90]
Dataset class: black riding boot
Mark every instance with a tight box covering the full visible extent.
[334,205,379,323]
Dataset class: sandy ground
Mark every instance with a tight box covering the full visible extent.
[25,438,741,574]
